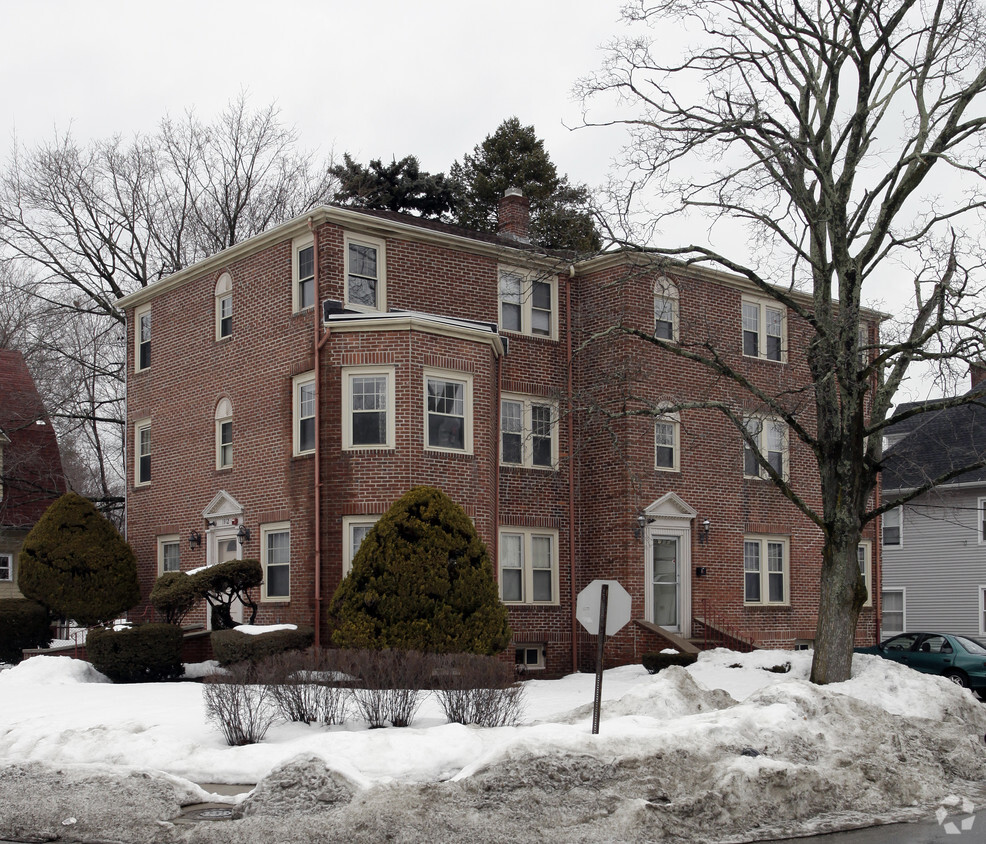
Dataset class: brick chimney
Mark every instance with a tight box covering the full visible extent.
[497,187,530,243]
[971,360,986,389]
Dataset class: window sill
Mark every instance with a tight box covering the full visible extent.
[344,445,396,453]
[500,329,559,344]
[499,463,558,472]
[292,450,316,459]
[424,447,475,459]
[741,354,787,365]
[743,602,791,608]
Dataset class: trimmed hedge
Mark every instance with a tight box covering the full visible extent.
[0,599,51,664]
[87,623,184,683]
[330,486,510,654]
[211,625,315,666]
[150,571,200,625]
[642,652,698,674]
[18,492,140,626]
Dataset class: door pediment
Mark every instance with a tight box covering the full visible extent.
[643,492,697,521]
[202,490,244,520]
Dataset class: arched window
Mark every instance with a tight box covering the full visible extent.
[215,397,232,469]
[215,273,232,339]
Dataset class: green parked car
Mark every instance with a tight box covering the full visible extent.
[855,632,986,691]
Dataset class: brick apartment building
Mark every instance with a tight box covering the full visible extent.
[118,191,879,673]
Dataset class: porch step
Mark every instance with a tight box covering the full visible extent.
[633,619,700,654]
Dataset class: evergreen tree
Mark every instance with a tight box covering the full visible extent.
[18,492,140,626]
[330,486,511,654]
[449,117,600,252]
[331,154,455,218]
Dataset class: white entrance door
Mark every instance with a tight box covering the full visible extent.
[206,530,243,627]
[652,536,680,631]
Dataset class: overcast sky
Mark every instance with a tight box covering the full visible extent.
[0,1,626,190]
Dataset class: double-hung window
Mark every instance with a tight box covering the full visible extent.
[742,297,785,362]
[135,305,151,371]
[857,541,872,606]
[215,272,232,339]
[0,553,11,582]
[498,267,555,339]
[343,367,394,449]
[134,420,151,486]
[882,588,905,635]
[499,528,558,604]
[743,415,787,479]
[654,277,679,341]
[882,506,902,547]
[500,396,556,468]
[978,498,986,544]
[215,398,232,469]
[744,536,789,605]
[158,536,180,574]
[293,236,315,312]
[261,522,291,600]
[655,412,680,471]
[293,372,316,456]
[345,234,386,311]
[425,370,472,453]
[343,515,381,577]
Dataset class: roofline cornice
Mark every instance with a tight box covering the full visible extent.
[328,314,505,357]
[117,206,567,311]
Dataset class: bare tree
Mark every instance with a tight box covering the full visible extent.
[0,97,337,516]
[579,0,986,682]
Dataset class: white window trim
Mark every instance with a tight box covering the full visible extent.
[498,265,558,340]
[882,586,906,636]
[215,398,232,470]
[342,366,395,451]
[500,394,558,470]
[514,643,546,670]
[292,371,316,457]
[741,295,787,363]
[978,498,986,545]
[423,368,474,455]
[135,304,151,372]
[157,535,181,576]
[215,272,232,340]
[882,505,903,548]
[979,586,986,637]
[260,521,291,602]
[742,415,788,480]
[498,527,560,606]
[134,419,151,487]
[654,411,681,473]
[858,540,872,607]
[344,232,387,313]
[292,234,315,314]
[0,552,12,582]
[743,535,790,606]
[654,277,679,342]
[342,515,381,577]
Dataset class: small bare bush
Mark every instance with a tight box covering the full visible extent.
[341,649,435,728]
[202,662,277,746]
[434,653,525,727]
[261,649,350,726]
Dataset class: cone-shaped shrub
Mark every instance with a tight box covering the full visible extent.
[18,492,140,627]
[330,486,511,654]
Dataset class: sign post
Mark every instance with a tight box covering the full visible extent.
[576,580,632,735]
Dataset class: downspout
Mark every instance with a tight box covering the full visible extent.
[309,217,323,650]
[566,264,578,674]
[494,349,501,610]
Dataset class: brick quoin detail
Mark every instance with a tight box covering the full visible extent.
[120,206,879,676]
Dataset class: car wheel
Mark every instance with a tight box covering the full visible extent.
[946,670,970,688]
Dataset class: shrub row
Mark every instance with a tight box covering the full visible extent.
[211,626,315,665]
[203,649,526,745]
[87,623,184,683]
[0,599,51,664]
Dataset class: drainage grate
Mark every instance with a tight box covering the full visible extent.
[176,804,235,823]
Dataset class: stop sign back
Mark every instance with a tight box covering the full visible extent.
[576,580,632,637]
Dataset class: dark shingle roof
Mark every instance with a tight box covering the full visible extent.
[882,382,986,490]
[0,350,66,528]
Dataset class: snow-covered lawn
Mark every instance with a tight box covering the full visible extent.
[2,649,985,842]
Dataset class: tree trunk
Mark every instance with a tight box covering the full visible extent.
[811,539,866,684]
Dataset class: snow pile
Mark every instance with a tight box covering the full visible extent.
[2,650,986,842]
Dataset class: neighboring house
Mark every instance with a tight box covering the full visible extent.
[880,366,986,639]
[117,190,879,672]
[0,350,67,598]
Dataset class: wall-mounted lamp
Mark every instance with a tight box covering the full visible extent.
[236,524,251,543]
[633,513,649,540]
[699,518,712,544]
[189,529,202,548]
